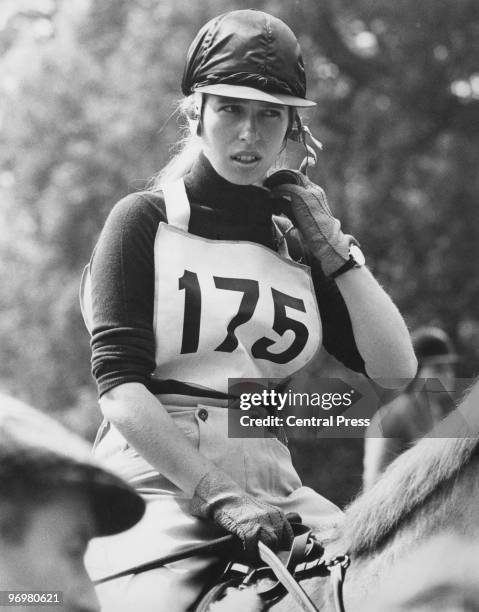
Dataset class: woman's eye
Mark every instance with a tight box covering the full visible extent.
[263,109,283,118]
[219,105,241,113]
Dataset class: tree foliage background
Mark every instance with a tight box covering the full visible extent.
[1,0,478,505]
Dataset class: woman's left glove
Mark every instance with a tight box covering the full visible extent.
[190,467,294,559]
[266,169,357,276]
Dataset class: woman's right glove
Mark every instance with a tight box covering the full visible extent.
[265,169,357,276]
[190,467,294,558]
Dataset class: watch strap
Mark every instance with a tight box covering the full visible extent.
[329,256,357,280]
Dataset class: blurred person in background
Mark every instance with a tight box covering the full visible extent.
[0,393,144,612]
[363,326,459,489]
[81,9,416,610]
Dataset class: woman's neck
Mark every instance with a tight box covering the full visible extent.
[184,152,274,215]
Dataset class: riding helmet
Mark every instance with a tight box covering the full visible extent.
[182,10,316,107]
[412,327,458,367]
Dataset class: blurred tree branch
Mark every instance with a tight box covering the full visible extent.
[292,0,479,138]
[302,1,388,86]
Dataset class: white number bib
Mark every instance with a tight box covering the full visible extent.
[151,180,322,394]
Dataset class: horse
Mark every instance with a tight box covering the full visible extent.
[209,379,479,611]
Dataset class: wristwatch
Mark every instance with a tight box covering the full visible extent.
[330,244,365,279]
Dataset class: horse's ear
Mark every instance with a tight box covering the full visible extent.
[209,586,263,612]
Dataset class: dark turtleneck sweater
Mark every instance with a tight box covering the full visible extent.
[89,153,364,397]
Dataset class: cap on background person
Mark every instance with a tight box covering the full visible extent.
[182,9,316,108]
[0,393,145,536]
[411,327,459,368]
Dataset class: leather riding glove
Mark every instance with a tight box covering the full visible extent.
[266,169,357,276]
[190,467,294,558]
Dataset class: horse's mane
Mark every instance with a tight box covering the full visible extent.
[337,385,479,559]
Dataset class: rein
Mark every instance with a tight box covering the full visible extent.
[325,555,350,612]
[257,541,319,612]
[255,541,350,612]
[93,528,350,612]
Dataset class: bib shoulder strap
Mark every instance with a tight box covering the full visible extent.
[161,179,191,231]
[79,263,93,335]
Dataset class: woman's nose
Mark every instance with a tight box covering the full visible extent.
[238,115,259,143]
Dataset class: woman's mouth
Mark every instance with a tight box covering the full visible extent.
[231,153,261,165]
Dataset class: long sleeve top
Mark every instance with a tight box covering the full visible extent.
[89,153,365,398]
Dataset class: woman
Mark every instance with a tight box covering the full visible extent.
[82,9,416,611]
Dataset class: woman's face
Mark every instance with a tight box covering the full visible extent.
[200,94,290,185]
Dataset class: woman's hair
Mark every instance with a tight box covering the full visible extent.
[147,94,296,191]
[147,95,202,190]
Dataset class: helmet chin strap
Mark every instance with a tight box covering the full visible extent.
[287,112,323,176]
[298,122,323,176]
[187,92,203,136]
